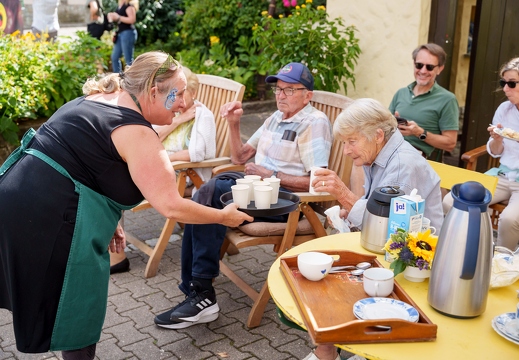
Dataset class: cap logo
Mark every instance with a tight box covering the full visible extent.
[280,65,293,74]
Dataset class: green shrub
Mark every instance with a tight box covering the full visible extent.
[0,31,110,144]
[251,1,360,93]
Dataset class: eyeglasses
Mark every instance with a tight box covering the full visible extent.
[414,62,439,71]
[499,79,519,89]
[272,87,307,96]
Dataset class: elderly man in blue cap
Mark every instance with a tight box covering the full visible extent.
[154,62,333,329]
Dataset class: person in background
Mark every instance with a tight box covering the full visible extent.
[109,66,217,274]
[389,43,459,162]
[0,51,251,359]
[307,98,444,360]
[86,0,111,40]
[108,0,138,73]
[444,57,519,251]
[153,62,333,330]
[31,0,60,42]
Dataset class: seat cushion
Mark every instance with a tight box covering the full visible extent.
[238,218,315,236]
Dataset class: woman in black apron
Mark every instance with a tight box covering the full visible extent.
[0,51,251,359]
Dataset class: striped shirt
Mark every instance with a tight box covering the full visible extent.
[247,104,332,176]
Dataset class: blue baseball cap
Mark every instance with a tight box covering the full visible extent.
[265,62,314,91]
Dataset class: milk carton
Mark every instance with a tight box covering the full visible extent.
[386,189,424,239]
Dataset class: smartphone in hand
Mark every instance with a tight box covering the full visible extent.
[396,116,409,126]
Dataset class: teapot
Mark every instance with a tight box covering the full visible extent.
[428,181,493,318]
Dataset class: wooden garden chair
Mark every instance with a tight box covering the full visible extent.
[126,74,245,278]
[217,90,354,328]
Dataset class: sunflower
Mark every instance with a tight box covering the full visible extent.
[407,229,437,264]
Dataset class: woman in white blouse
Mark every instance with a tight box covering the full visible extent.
[110,66,216,273]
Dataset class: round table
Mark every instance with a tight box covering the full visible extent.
[267,232,519,359]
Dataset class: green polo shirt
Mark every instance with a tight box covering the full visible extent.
[389,82,459,157]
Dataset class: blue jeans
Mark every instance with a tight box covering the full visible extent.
[179,178,290,295]
[111,29,137,73]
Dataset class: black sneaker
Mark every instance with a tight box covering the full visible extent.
[154,281,219,329]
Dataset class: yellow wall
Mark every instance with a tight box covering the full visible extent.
[327,0,432,106]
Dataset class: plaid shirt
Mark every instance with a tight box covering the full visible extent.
[247,104,332,177]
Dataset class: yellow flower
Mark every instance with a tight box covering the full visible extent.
[317,5,326,11]
[295,5,300,9]
[210,36,220,45]
[301,4,306,8]
[407,230,437,264]
[261,10,268,16]
[306,0,313,3]
[252,24,258,31]
[279,14,283,19]
[268,15,272,18]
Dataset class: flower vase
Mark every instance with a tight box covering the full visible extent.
[403,266,431,282]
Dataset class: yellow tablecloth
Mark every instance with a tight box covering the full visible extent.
[267,232,519,359]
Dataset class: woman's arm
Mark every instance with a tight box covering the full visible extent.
[111,124,252,226]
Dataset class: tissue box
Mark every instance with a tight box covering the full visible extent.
[387,195,424,239]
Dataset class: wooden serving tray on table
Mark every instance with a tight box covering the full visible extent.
[280,250,437,345]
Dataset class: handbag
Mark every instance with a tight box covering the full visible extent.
[87,0,114,39]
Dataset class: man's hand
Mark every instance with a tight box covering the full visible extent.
[244,163,272,178]
[220,101,243,125]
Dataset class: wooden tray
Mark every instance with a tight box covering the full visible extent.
[280,250,437,345]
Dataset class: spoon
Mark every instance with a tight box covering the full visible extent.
[329,262,371,274]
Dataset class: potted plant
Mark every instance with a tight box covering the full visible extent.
[383,228,438,282]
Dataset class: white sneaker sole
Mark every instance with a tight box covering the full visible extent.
[156,312,219,329]
[174,303,220,322]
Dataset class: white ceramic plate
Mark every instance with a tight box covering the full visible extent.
[493,127,519,141]
[492,312,519,345]
[353,297,419,323]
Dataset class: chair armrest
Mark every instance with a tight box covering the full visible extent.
[131,200,152,212]
[293,192,336,203]
[171,157,231,171]
[213,163,245,175]
[461,145,487,171]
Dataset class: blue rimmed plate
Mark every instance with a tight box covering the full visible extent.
[353,297,419,323]
[492,312,519,345]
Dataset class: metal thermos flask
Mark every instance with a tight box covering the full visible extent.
[360,186,404,254]
[428,181,493,318]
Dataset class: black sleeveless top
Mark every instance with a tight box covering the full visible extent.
[30,96,152,205]
[115,3,135,33]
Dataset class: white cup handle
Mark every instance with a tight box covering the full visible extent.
[374,282,379,297]
[429,226,436,235]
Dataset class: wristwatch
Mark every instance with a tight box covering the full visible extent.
[419,130,428,141]
[272,170,278,178]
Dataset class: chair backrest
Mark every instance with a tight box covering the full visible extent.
[310,90,354,187]
[427,160,498,195]
[196,74,246,158]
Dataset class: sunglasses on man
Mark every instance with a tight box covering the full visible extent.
[499,79,519,89]
[414,62,439,71]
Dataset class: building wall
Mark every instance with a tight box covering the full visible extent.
[23,0,87,29]
[327,0,432,106]
[450,0,476,108]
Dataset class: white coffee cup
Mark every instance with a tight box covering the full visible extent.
[244,174,261,181]
[297,251,334,281]
[231,184,249,209]
[264,177,281,204]
[363,268,394,297]
[235,178,254,204]
[309,166,329,195]
[254,185,272,209]
[421,217,437,235]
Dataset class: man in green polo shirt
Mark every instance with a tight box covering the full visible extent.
[389,43,459,161]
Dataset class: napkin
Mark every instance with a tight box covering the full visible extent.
[324,205,351,233]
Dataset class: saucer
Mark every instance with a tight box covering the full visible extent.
[492,312,519,344]
[353,297,419,323]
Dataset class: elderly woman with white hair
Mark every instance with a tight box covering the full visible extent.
[304,98,444,360]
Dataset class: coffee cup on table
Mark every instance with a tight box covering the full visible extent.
[363,268,394,297]
[421,217,436,235]
[309,166,329,195]
[297,251,335,281]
